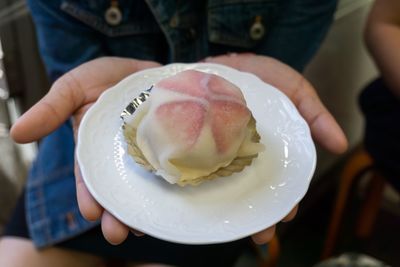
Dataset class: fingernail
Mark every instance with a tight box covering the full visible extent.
[131,229,145,237]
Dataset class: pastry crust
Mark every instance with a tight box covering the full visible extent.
[124,116,261,186]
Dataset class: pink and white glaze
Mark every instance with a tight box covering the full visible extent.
[127,70,264,184]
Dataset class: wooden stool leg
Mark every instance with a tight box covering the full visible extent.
[259,235,280,267]
[321,149,373,259]
[356,173,385,238]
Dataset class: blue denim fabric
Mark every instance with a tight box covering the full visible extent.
[26,0,337,248]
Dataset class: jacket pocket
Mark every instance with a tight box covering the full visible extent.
[208,0,278,48]
[60,0,161,37]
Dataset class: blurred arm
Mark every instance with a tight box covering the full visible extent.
[365,0,400,98]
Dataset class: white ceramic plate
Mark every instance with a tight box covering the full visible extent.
[77,63,316,244]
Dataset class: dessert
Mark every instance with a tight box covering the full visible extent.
[124,70,264,186]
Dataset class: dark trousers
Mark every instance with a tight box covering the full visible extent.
[359,78,400,192]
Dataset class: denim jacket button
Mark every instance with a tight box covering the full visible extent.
[250,16,265,41]
[105,6,122,26]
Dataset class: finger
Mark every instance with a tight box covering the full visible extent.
[10,57,161,143]
[204,53,243,69]
[292,79,348,154]
[251,225,276,245]
[202,52,255,63]
[281,205,298,222]
[71,103,93,140]
[101,211,129,245]
[310,108,348,154]
[10,74,84,143]
[74,161,103,221]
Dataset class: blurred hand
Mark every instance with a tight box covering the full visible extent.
[11,57,161,245]
[205,53,348,244]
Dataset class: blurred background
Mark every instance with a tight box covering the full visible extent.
[0,0,398,266]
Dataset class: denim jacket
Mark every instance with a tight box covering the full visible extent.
[26,0,337,248]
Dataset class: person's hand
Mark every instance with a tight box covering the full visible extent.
[11,57,161,244]
[205,53,348,244]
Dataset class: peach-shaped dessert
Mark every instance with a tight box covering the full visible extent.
[124,70,264,186]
